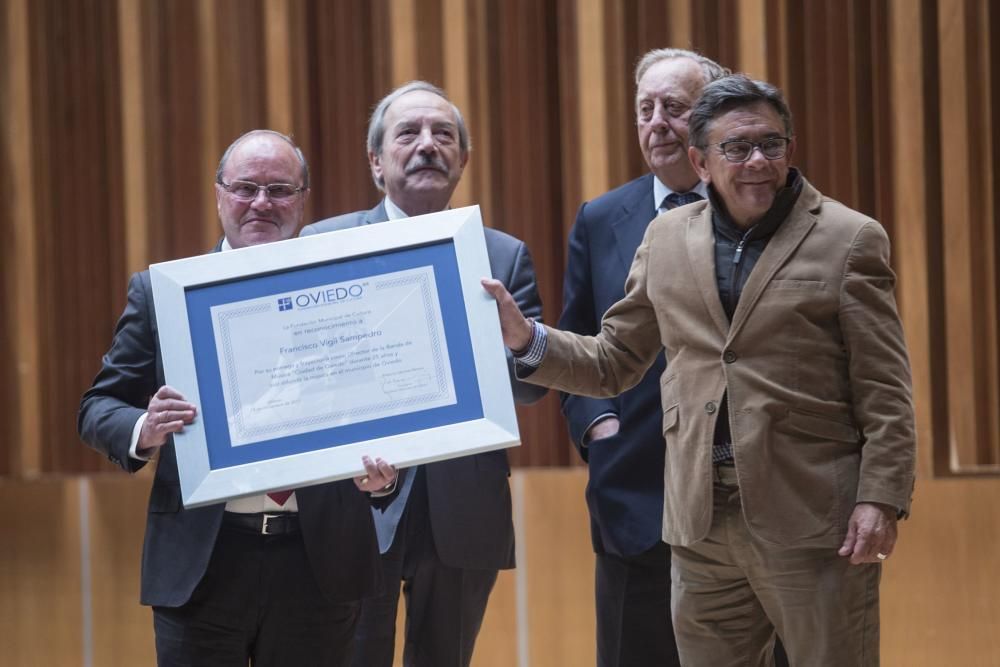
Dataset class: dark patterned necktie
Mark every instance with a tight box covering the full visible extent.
[660,191,703,211]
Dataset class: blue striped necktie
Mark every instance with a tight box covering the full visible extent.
[660,191,703,211]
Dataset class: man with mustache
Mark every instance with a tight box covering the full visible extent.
[301,82,546,667]
[79,130,398,666]
[485,76,915,666]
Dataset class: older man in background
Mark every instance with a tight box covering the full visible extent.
[559,48,728,666]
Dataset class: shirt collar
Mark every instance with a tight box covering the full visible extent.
[220,237,233,252]
[652,175,709,211]
[384,196,452,220]
[383,196,409,220]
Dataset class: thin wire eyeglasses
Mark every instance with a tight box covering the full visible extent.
[218,179,306,202]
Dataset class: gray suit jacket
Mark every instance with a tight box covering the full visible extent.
[301,201,546,569]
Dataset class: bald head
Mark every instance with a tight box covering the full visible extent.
[214,130,310,248]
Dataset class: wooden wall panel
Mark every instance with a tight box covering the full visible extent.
[485,0,573,466]
[890,0,947,480]
[0,479,84,666]
[938,0,1000,471]
[576,0,612,203]
[118,0,150,276]
[89,474,155,666]
[880,477,1000,664]
[441,0,472,206]
[29,0,126,475]
[2,472,998,665]
[305,0,384,220]
[461,0,495,212]
[1,0,37,476]
[0,0,997,474]
[140,0,212,264]
[469,570,518,667]
[554,0,582,243]
[735,0,767,78]
[520,470,596,667]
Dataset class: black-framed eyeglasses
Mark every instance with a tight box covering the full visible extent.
[218,179,306,202]
[709,137,791,163]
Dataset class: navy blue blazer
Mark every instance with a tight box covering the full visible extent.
[78,251,386,607]
[559,174,667,557]
[301,202,546,570]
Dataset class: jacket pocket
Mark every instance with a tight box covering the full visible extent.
[660,373,679,435]
[766,279,827,291]
[782,408,859,443]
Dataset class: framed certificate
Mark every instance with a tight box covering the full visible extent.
[150,206,518,508]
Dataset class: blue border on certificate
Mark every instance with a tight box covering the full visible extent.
[185,241,482,470]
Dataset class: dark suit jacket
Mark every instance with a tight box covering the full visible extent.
[301,201,546,570]
[79,263,385,607]
[558,174,666,557]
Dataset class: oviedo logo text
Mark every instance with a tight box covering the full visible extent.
[277,284,365,311]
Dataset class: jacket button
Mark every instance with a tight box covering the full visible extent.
[705,401,717,414]
[723,350,737,363]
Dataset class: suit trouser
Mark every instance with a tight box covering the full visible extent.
[670,466,881,667]
[595,541,680,667]
[350,467,499,667]
[152,520,359,667]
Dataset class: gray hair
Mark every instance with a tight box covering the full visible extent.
[688,75,794,149]
[634,48,729,89]
[215,129,310,188]
[366,81,470,189]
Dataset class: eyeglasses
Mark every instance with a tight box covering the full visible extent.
[709,137,791,163]
[218,179,305,202]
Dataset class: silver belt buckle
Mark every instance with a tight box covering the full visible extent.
[261,513,279,535]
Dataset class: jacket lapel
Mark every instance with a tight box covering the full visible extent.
[726,180,823,341]
[365,200,390,225]
[610,175,656,274]
[686,206,730,338]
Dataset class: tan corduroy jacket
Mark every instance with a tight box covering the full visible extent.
[529,178,915,548]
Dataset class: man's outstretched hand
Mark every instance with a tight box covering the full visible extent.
[481,278,534,352]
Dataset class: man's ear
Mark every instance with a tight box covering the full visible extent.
[214,182,225,215]
[688,145,711,183]
[368,150,383,185]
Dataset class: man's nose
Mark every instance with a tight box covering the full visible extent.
[416,128,437,153]
[250,188,273,208]
[744,146,768,166]
[651,103,672,131]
